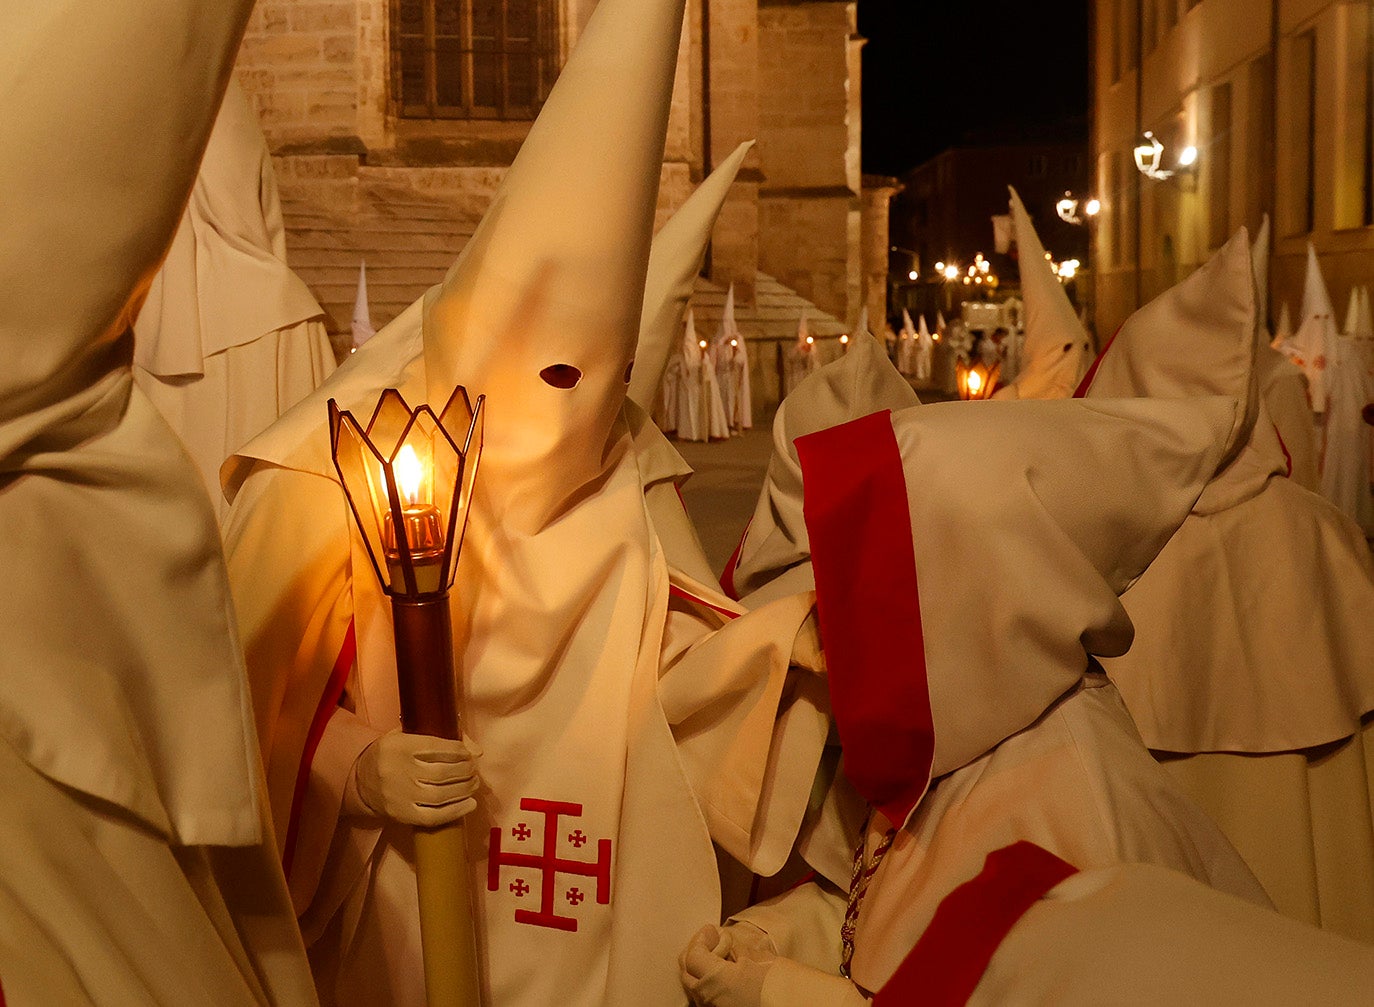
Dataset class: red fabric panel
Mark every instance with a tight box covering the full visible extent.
[1273,423,1294,478]
[282,619,357,879]
[795,411,933,827]
[875,841,1078,1006]
[668,583,740,621]
[718,517,752,600]
[1073,325,1122,398]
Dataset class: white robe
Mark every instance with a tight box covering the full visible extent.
[132,79,335,521]
[1320,334,1374,533]
[0,0,315,1002]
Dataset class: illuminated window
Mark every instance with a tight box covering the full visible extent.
[392,0,558,120]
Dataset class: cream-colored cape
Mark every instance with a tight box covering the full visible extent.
[1083,230,1374,940]
[993,187,1091,400]
[1251,216,1320,490]
[727,341,1260,996]
[133,78,334,520]
[969,861,1374,1004]
[0,1,314,1002]
[223,0,827,1002]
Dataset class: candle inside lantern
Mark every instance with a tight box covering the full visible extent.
[966,370,984,396]
[382,444,446,594]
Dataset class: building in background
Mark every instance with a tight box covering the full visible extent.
[234,0,892,417]
[889,130,1090,326]
[1093,0,1374,334]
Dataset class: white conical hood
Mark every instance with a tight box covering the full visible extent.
[722,282,741,339]
[917,313,933,346]
[351,260,375,349]
[628,141,752,408]
[999,186,1091,399]
[1300,243,1335,320]
[856,305,870,337]
[1288,243,1338,411]
[1275,302,1292,343]
[1251,213,1270,332]
[797,309,810,347]
[422,0,686,532]
[0,0,262,846]
[901,309,916,339]
[1359,286,1374,339]
[1081,228,1258,467]
[683,306,701,359]
[936,309,947,333]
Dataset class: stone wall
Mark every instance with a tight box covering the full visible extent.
[757,1,862,323]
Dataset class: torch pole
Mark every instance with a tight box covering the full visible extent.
[391,594,482,1007]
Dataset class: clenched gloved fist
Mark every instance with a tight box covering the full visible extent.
[680,924,773,1007]
[352,730,482,827]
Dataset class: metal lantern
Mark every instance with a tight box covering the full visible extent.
[329,385,485,1007]
[956,358,1001,401]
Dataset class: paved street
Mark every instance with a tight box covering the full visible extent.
[673,428,776,577]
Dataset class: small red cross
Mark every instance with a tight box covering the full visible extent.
[512,823,531,841]
[568,829,587,848]
[510,879,530,897]
[566,887,584,906]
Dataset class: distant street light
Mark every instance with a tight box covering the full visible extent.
[1084,197,1101,217]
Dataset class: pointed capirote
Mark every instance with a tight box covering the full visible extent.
[1359,286,1374,339]
[1251,213,1270,331]
[422,0,687,530]
[901,308,916,338]
[1275,302,1292,343]
[918,313,932,345]
[629,140,752,409]
[797,308,810,345]
[1082,228,1258,467]
[722,281,740,338]
[1301,243,1335,321]
[997,186,1091,399]
[352,260,375,348]
[855,305,870,337]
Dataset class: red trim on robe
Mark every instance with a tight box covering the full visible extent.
[795,411,933,827]
[668,584,740,621]
[282,619,357,880]
[718,517,753,601]
[1073,325,1122,398]
[1273,422,1294,478]
[874,842,1079,1007]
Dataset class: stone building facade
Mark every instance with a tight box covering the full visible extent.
[233,0,892,416]
[1093,0,1374,334]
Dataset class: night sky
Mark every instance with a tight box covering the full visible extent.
[858,0,1091,177]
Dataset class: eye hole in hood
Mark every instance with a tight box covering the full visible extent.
[622,359,634,384]
[540,364,583,389]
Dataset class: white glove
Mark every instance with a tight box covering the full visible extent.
[680,924,774,1007]
[351,730,481,827]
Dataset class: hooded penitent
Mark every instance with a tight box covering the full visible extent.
[717,336,1263,999]
[895,309,916,375]
[714,284,754,432]
[993,187,1092,400]
[222,0,829,1003]
[0,1,315,1001]
[1081,229,1374,941]
[132,77,335,520]
[1279,243,1339,412]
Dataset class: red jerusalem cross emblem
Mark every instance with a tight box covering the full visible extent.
[488,798,612,931]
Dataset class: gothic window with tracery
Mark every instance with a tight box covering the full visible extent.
[392,0,558,120]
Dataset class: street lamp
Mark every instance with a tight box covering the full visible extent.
[329,387,484,1007]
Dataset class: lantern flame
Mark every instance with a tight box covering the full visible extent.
[967,370,983,395]
[395,444,425,506]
